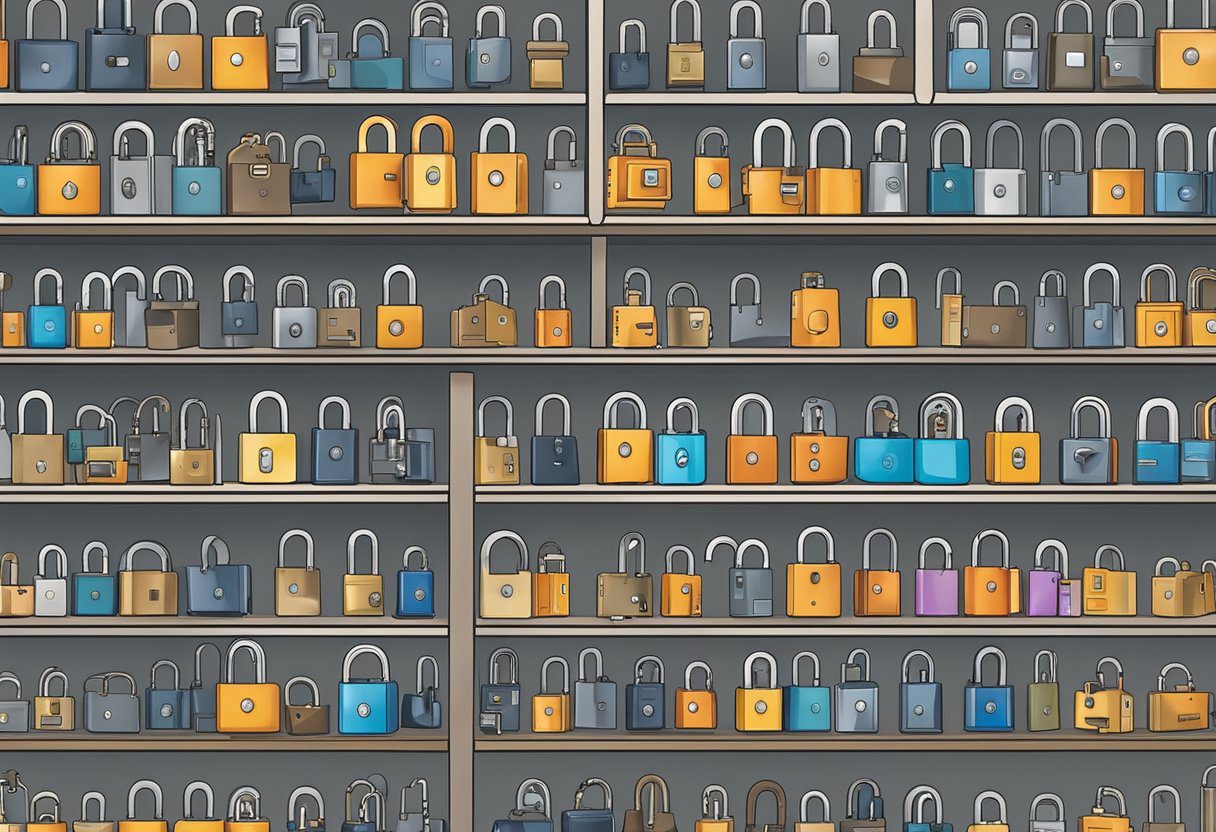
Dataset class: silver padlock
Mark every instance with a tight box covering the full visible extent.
[974,119,1026,216]
[868,118,908,214]
[110,120,173,215]
[1033,269,1071,348]
[542,125,583,216]
[1101,0,1154,90]
[1029,794,1067,832]
[1002,12,1040,88]
[797,0,839,92]
[727,0,765,89]
[110,265,149,348]
[728,538,773,618]
[272,275,317,349]
[34,544,70,617]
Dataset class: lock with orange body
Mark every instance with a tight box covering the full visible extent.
[73,272,114,349]
[349,116,403,210]
[376,264,423,349]
[471,117,528,215]
[1089,117,1144,215]
[742,118,805,214]
[790,272,840,348]
[406,115,457,213]
[964,528,1022,616]
[606,123,672,211]
[211,5,269,90]
[787,525,841,617]
[806,118,861,215]
[866,262,917,347]
[532,543,570,618]
[790,397,848,484]
[216,638,280,733]
[726,392,778,484]
[1183,267,1216,345]
[597,391,654,484]
[854,528,901,616]
[661,544,702,617]
[1135,263,1184,347]
[694,126,731,215]
[534,275,572,348]
[675,660,716,729]
[38,121,101,216]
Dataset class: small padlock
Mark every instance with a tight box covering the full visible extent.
[573,647,617,730]
[806,118,861,215]
[661,546,702,617]
[835,649,878,732]
[927,120,974,216]
[1003,13,1040,88]
[531,656,572,733]
[854,529,901,616]
[284,677,328,735]
[727,0,765,89]
[527,12,567,89]
[531,393,578,485]
[937,267,964,348]
[985,396,1041,484]
[694,126,732,216]
[1028,649,1061,731]
[531,543,569,618]
[735,650,781,732]
[790,397,848,484]
[974,120,1027,217]
[471,117,528,216]
[865,262,917,347]
[726,393,777,484]
[964,645,1014,731]
[474,395,519,485]
[1040,118,1087,216]
[272,275,317,349]
[478,530,531,619]
[914,392,970,485]
[666,0,705,88]
[675,660,715,729]
[1155,123,1206,215]
[798,0,839,92]
[37,120,101,216]
[342,529,384,616]
[853,9,913,91]
[1101,0,1153,89]
[855,395,914,484]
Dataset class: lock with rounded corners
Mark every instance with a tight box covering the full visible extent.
[675,660,715,729]
[1152,555,1207,616]
[144,659,190,730]
[12,389,64,485]
[694,126,731,215]
[185,534,252,617]
[479,530,531,619]
[1183,265,1216,345]
[396,546,436,620]
[835,648,878,732]
[726,0,765,89]
[666,281,712,348]
[1073,261,1127,347]
[269,274,316,349]
[171,117,221,216]
[1155,123,1205,215]
[974,120,1027,217]
[211,4,269,90]
[531,541,569,618]
[319,278,362,348]
[1156,0,1216,91]
[15,0,80,91]
[71,271,114,349]
[118,540,177,616]
[865,261,917,347]
[73,541,118,617]
[947,7,991,91]
[471,117,528,216]
[346,18,403,91]
[1027,649,1061,732]
[407,0,452,90]
[784,650,831,733]
[1004,12,1041,89]
[914,536,959,617]
[900,651,942,733]
[1034,268,1072,349]
[964,646,1014,731]
[145,264,200,350]
[962,279,1028,347]
[238,389,296,484]
[855,394,914,484]
[480,648,520,735]
[110,120,173,216]
[735,650,781,732]
[376,264,423,349]
[914,392,971,485]
[606,123,672,210]
[282,676,328,736]
[220,265,257,347]
[742,118,805,215]
[661,544,702,617]
[532,656,572,733]
[1040,118,1087,217]
[542,124,583,216]
[1083,545,1138,615]
[854,528,901,616]
[598,391,654,484]
[338,644,398,735]
[598,531,654,620]
[406,113,457,213]
[1074,657,1134,733]
[1028,539,1071,616]
[350,115,404,210]
[573,647,617,730]
[726,393,777,484]
[1136,396,1182,484]
[34,666,74,730]
[964,529,1021,617]
[927,120,974,215]
[216,638,281,733]
[656,396,706,486]
[148,0,203,89]
[985,396,1041,484]
[807,118,861,215]
[454,273,517,348]
[288,134,334,205]
[531,392,579,486]
[343,529,384,617]
[790,396,848,484]
[534,273,572,348]
[609,18,649,90]
[869,118,909,214]
[1047,0,1095,90]
[401,655,442,730]
[667,0,705,88]
[1136,262,1185,346]
[791,269,840,348]
[466,3,510,87]
[475,394,519,485]
[788,526,841,618]
[1101,0,1153,89]
[275,529,319,617]
[798,0,839,92]
[310,395,357,485]
[37,121,101,216]
[1090,118,1145,216]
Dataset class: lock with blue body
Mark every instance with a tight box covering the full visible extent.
[946,7,991,90]
[338,644,400,735]
[927,120,975,215]
[0,126,36,216]
[531,393,580,485]
[834,649,879,732]
[855,394,914,483]
[85,0,147,90]
[899,650,943,733]
[401,655,443,729]
[27,268,67,349]
[609,19,650,90]
[185,535,253,616]
[964,645,1014,731]
[349,19,405,90]
[466,4,512,87]
[15,0,80,90]
[289,135,336,204]
[914,392,971,485]
[656,397,706,485]
[1155,123,1205,215]
[782,651,831,732]
[1135,397,1181,484]
[480,648,521,734]
[68,404,113,465]
[73,541,118,616]
[221,265,259,347]
[172,117,222,216]
[904,786,951,832]
[1206,125,1216,216]
[409,1,454,89]
[312,395,359,485]
[1182,398,1216,482]
[145,659,191,729]
[396,546,435,618]
[625,656,665,730]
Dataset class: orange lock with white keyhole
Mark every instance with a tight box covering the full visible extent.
[38,121,101,216]
[964,528,1022,616]
[854,528,901,616]
[661,545,702,617]
[805,118,862,216]
[406,115,457,214]
[787,526,842,618]
[471,117,528,215]
[726,393,778,484]
[790,397,849,484]
[675,660,717,729]
[211,5,269,90]
[72,272,114,349]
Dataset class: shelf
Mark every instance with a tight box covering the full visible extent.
[0,617,448,637]
[601,216,1216,236]
[930,91,1216,105]
[0,91,587,106]
[3,734,448,752]
[0,485,448,504]
[605,92,916,105]
[0,216,591,237]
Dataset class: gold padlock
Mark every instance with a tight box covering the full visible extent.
[216,640,281,733]
[405,115,457,214]
[967,791,1010,832]
[735,650,782,732]
[597,391,654,484]
[73,272,114,349]
[471,117,528,215]
[985,396,1041,484]
[666,0,705,87]
[694,126,732,215]
[1152,556,1207,616]
[532,656,572,732]
[937,267,965,346]
[1156,0,1216,91]
[474,395,520,485]
[82,411,127,486]
[1149,662,1212,731]
[1183,266,1216,345]
[479,529,532,618]
[0,552,34,617]
[532,544,570,617]
[33,666,73,730]
[806,118,862,215]
[223,787,270,832]
[275,529,320,617]
[342,529,384,616]
[1135,264,1184,347]
[534,275,572,348]
[37,121,101,216]
[320,279,361,348]
[527,12,568,89]
[211,5,269,90]
[612,268,659,348]
[1074,657,1134,733]
[742,118,805,215]
[29,792,68,832]
[148,0,204,89]
[118,541,178,616]
[1079,787,1132,832]
[1083,544,1137,615]
[350,116,404,210]
[1089,118,1144,216]
[666,282,712,348]
[12,389,66,485]
[606,124,672,210]
[238,390,296,484]
[866,262,917,347]
[377,264,424,349]
[170,398,214,485]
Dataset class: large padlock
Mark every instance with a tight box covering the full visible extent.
[914,537,958,617]
[479,529,531,618]
[216,638,280,733]
[0,125,36,217]
[1156,0,1216,90]
[212,5,269,90]
[835,649,878,732]
[1033,268,1071,347]
[532,656,572,733]
[274,3,337,85]
[405,114,457,213]
[853,9,913,91]
[283,676,328,735]
[1028,649,1061,731]
[1101,0,1153,88]
[271,275,316,349]
[985,396,1041,484]
[1149,662,1211,731]
[726,273,783,347]
[900,650,942,733]
[866,262,917,347]
[656,397,706,485]
[467,3,511,87]
[408,1,452,89]
[729,538,773,617]
[1091,118,1145,215]
[86,0,144,90]
[397,546,436,619]
[453,274,516,348]
[1153,556,1208,616]
[1040,118,1087,216]
[15,0,78,90]
[975,121,1027,216]
[869,118,908,214]
[34,666,74,730]
[928,120,974,215]
[734,650,780,732]
[74,541,117,616]
[1027,540,1069,616]
[807,118,861,215]
[856,395,914,483]
[791,397,848,483]
[73,271,113,349]
[346,18,403,90]
[12,389,64,484]
[275,529,319,616]
[148,0,203,89]
[727,393,777,484]
[320,279,361,348]
[692,126,731,217]
[609,18,650,90]
[1004,13,1040,88]
[726,0,765,89]
[480,647,520,733]
[33,544,68,616]
[145,660,190,730]
[598,531,653,619]
[607,123,672,210]
[742,118,804,215]
[1155,123,1205,215]
[37,120,101,216]
[788,526,841,617]
[376,264,423,349]
[118,540,177,616]
[1137,263,1184,346]
[474,395,519,485]
[947,7,991,90]
[675,661,715,729]
[666,0,704,88]
[964,529,1021,616]
[745,782,787,832]
[527,12,567,89]
[541,126,583,216]
[626,655,667,730]
[963,281,1026,346]
[573,647,617,730]
[343,529,383,616]
[368,395,435,484]
[1083,544,1138,614]
[532,543,569,617]
[110,120,172,215]
[472,117,528,215]
[290,135,335,204]
[350,116,403,210]
[0,670,30,729]
[338,644,398,735]
[841,780,884,832]
[146,266,199,350]
[220,265,258,348]
[1048,0,1095,89]
[531,393,579,485]
[598,391,653,484]
[27,268,67,349]
[238,389,296,483]
[781,651,831,733]
[854,528,901,616]
[798,0,839,91]
[1073,262,1126,347]
[186,535,251,616]
[171,117,221,215]
[1074,657,1134,732]
[534,274,571,349]
[915,392,970,485]
[83,671,139,732]
[226,132,290,216]
[791,271,840,347]
[1185,267,1216,344]
[170,398,214,485]
[1136,396,1182,483]
[964,645,1014,731]
[666,282,711,348]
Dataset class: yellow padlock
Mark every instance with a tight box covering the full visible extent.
[534,275,572,348]
[697,785,733,831]
[790,272,841,348]
[474,396,520,485]
[676,662,717,728]
[1135,264,1184,347]
[119,781,168,832]
[274,529,319,617]
[471,117,528,215]
[33,666,74,730]
[964,529,1022,616]
[223,788,269,832]
[1083,544,1137,615]
[342,529,384,616]
[175,782,223,832]
[1089,118,1144,216]
[169,399,213,486]
[666,0,705,87]
[1153,556,1208,616]
[661,545,702,617]
[531,656,572,732]
[985,396,1041,484]
[72,272,114,349]
[1074,658,1134,733]
[597,391,654,484]
[612,268,659,348]
[82,409,128,485]
[216,638,281,733]
[28,792,68,832]
[349,116,404,210]
[735,650,782,731]
[1156,0,1216,90]
[37,121,101,216]
[211,5,269,90]
[376,264,423,349]
[806,118,862,216]
[787,526,841,618]
[1078,787,1132,832]
[479,530,532,619]
[866,262,917,347]
[148,0,205,90]
[694,126,732,215]
[527,13,568,89]
[606,123,672,211]
[405,115,457,214]
[742,118,805,215]
[1183,267,1216,345]
[238,389,296,484]
[967,791,1010,832]
[726,393,778,484]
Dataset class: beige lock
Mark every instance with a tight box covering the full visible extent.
[275,529,320,617]
[342,529,384,616]
[665,282,712,347]
[34,666,74,730]
[479,529,532,618]
[474,395,519,485]
[12,389,65,484]
[118,540,178,616]
[598,531,654,619]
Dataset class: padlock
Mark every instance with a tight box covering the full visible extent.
[1181,398,1216,482]
[15,0,78,90]
[471,117,528,216]
[453,275,516,348]
[30,792,68,832]
[1136,396,1182,483]
[226,787,270,832]
[345,18,403,90]
[693,126,732,216]
[868,118,908,214]
[716,2,765,91]
[656,397,706,485]
[349,116,403,210]
[177,782,224,832]
[1027,539,1068,616]
[742,118,805,215]
[336,644,398,735]
[1073,262,1127,347]
[86,0,144,90]
[832,649,878,732]
[598,531,653,619]
[985,396,1041,484]
[72,272,113,349]
[275,3,337,85]
[729,538,773,616]
[806,118,861,215]
[745,783,787,832]
[915,393,970,485]
[854,9,913,91]
[12,389,64,485]
[1102,0,1154,88]
[226,132,290,216]
[937,267,964,347]
[494,779,553,832]
[791,397,848,483]
[376,265,423,350]
[271,275,315,349]
[145,266,199,350]
[914,537,959,617]
[1040,118,1087,217]
[675,660,715,729]
[406,114,458,212]
[572,647,617,730]
[218,266,258,348]
[123,395,171,483]
[78,409,124,485]
[531,543,569,618]
[797,0,839,91]
[1091,118,1145,215]
[531,393,579,485]
[0,670,29,730]
[474,395,519,485]
[144,659,190,730]
[606,123,672,210]
[212,5,268,90]
[1143,786,1185,832]
[624,655,667,731]
[1027,649,1061,731]
[0,127,35,218]
[1080,788,1131,832]
[866,263,918,347]
[408,1,452,89]
[777,651,832,734]
[729,273,785,347]
[399,779,445,832]
[216,638,280,733]
[562,779,612,832]
[791,271,840,348]
[853,528,903,618]
[290,135,335,204]
[698,786,733,832]
[965,529,1021,617]
[282,676,330,735]
[609,18,650,90]
[1136,263,1184,347]
[342,529,384,616]
[1048,0,1095,89]
[186,535,251,616]
[598,391,654,484]
[466,3,510,87]
[666,282,712,348]
[856,395,914,483]
[1155,124,1206,215]
[726,394,777,484]
[38,121,101,216]
[928,120,974,216]
[964,645,1014,731]
[660,545,701,616]
[899,650,942,733]
[77,791,115,832]
[368,397,434,485]
[527,12,567,89]
[118,540,177,616]
[904,786,949,832]
[538,126,583,217]
[1026,796,1067,832]
[968,793,1010,832]
[110,120,172,215]
[0,391,9,479]
[623,777,677,832]
[841,780,884,832]
[787,526,841,617]
[1185,267,1216,344]
[238,389,296,484]
[1156,0,1216,90]
[339,782,380,832]
[1004,13,1040,88]
[83,671,139,732]
[187,642,220,732]
[74,541,117,616]
[1074,657,1134,732]
[391,546,436,619]
[666,0,704,88]
[1150,662,1212,731]
[534,275,572,348]
[169,398,213,485]
[480,647,520,734]
[532,656,572,733]
[1084,544,1138,614]
[147,0,203,89]
[479,530,531,618]
[730,650,779,732]
[33,544,67,616]
[26,268,66,349]
[1033,269,1071,348]
[948,7,991,90]
[975,121,1027,216]
[171,117,221,215]
[320,279,361,348]
[33,666,73,730]
[1154,557,1207,616]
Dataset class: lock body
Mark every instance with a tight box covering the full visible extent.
[626,681,665,730]
[84,689,139,732]
[212,35,270,90]
[1149,689,1212,731]
[913,437,971,485]
[728,36,765,89]
[467,34,511,87]
[149,33,204,89]
[667,42,705,87]
[534,308,572,348]
[1156,28,1216,90]
[964,566,1021,616]
[660,573,701,616]
[834,681,878,732]
[964,682,1014,731]
[480,681,520,733]
[471,151,528,215]
[343,574,384,616]
[377,304,423,349]
[784,684,831,732]
[275,566,320,616]
[338,679,399,734]
[853,568,900,616]
[865,297,917,347]
[475,437,518,485]
[806,167,861,216]
[985,431,1041,484]
[868,159,908,214]
[900,680,943,732]
[915,568,959,616]
[1136,439,1181,483]
[397,569,436,618]
[38,164,101,215]
[1181,438,1216,482]
[787,562,841,617]
[0,163,36,216]
[597,428,654,484]
[656,432,707,485]
[1060,437,1117,484]
[854,436,914,483]
[1082,564,1137,615]
[34,693,74,730]
[1156,170,1206,215]
[410,33,452,89]
[948,48,990,90]
[530,434,580,485]
[735,687,781,732]
[1136,300,1184,347]
[145,686,191,730]
[185,563,252,616]
[729,566,773,617]
[1041,170,1088,216]
[531,571,569,617]
[532,693,572,731]
[1028,681,1061,731]
[311,427,358,484]
[609,50,650,89]
[574,678,617,730]
[674,687,715,729]
[1090,169,1145,215]
[927,164,975,215]
[119,570,179,616]
[74,574,118,616]
[791,284,840,347]
[790,432,848,483]
[742,166,805,215]
[694,156,731,215]
[1048,32,1094,89]
[238,432,296,483]
[172,165,222,215]
[726,435,778,484]
[1026,569,1062,616]
[1102,37,1153,89]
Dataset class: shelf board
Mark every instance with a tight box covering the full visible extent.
[605,92,916,105]
[930,91,1216,105]
[0,216,592,237]
[3,734,448,752]
[0,484,448,504]
[601,216,1216,236]
[0,91,587,106]
[0,617,448,637]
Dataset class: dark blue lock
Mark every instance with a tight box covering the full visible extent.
[846,780,885,829]
[927,120,975,215]
[85,0,146,91]
[531,392,580,485]
[1135,397,1182,484]
[290,135,336,204]
[15,0,80,90]
[68,404,113,465]
[145,659,192,729]
[185,535,252,616]
[492,780,553,832]
[222,265,259,347]
[480,647,521,734]
[964,645,1014,731]
[899,649,943,733]
[1154,123,1205,215]
[609,18,650,89]
[401,655,443,729]
[1182,398,1216,482]
[312,395,359,485]
[28,268,67,349]
[349,18,404,90]
[783,650,831,732]
[396,546,435,618]
[903,786,951,832]
[0,126,36,216]
[625,655,665,731]
[172,117,222,216]
[74,540,118,616]
[562,778,614,832]
[189,642,220,732]
[342,782,385,832]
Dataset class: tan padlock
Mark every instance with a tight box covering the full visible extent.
[275,529,320,617]
[452,275,517,348]
[527,12,568,88]
[962,281,1027,347]
[665,282,712,348]
[226,132,290,216]
[146,265,200,350]
[33,666,74,730]
[12,389,65,485]
[148,0,204,89]
[1047,0,1096,90]
[118,540,178,616]
[320,279,361,348]
[342,529,384,616]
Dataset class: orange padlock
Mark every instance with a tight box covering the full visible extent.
[964,528,1022,616]
[471,117,528,215]
[1183,266,1216,345]
[854,528,901,616]
[806,118,862,216]
[726,393,778,484]
[37,121,101,216]
[1135,263,1184,348]
[742,118,804,215]
[349,116,403,210]
[376,264,423,349]
[405,115,457,214]
[1089,117,1144,216]
[211,5,269,90]
[661,544,702,617]
[787,526,841,617]
[534,275,572,348]
[694,126,731,215]
[790,272,841,348]
[675,660,717,729]
[72,271,114,349]
[790,397,849,484]
[215,638,281,734]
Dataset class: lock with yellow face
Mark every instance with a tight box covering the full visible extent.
[735,650,782,732]
[474,395,519,485]
[806,118,862,215]
[964,529,1022,616]
[612,268,658,348]
[34,667,74,730]
[534,275,572,348]
[82,411,127,485]
[38,121,101,216]
[216,639,281,733]
[1089,118,1144,215]
[406,115,457,213]
[211,5,269,90]
[28,792,68,832]
[967,791,1010,832]
[471,117,528,215]
[350,116,404,210]
[1074,658,1134,733]
[118,780,168,832]
[854,528,901,616]
[597,391,654,484]
[1152,557,1207,617]
[224,787,270,832]
[170,398,214,485]
[1149,662,1212,731]
[1083,545,1137,615]
[866,262,918,347]
[606,124,672,210]
[1156,0,1216,91]
[72,272,114,349]
[726,393,778,484]
[666,0,705,87]
[676,661,716,729]
[1,552,35,617]
[1184,267,1216,345]
[532,544,570,617]
[377,264,424,349]
[1136,263,1184,347]
[238,390,296,484]
[790,397,849,484]
[527,13,568,89]
[694,126,732,215]
[742,118,805,215]
[343,529,384,616]
[661,545,702,617]
[985,396,1041,484]
[479,530,532,618]
[532,656,572,732]
[790,272,840,348]
[1079,787,1132,832]
[788,526,841,617]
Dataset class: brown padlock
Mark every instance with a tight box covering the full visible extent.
[451,275,517,347]
[12,389,66,485]
[1047,0,1096,91]
[145,265,200,350]
[226,132,290,216]
[853,10,914,92]
[962,281,1027,347]
[320,279,362,348]
[283,676,329,735]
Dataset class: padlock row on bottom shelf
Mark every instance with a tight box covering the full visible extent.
[0,772,445,832]
[0,639,442,735]
[0,529,436,619]
[493,775,1211,832]
[480,645,1207,735]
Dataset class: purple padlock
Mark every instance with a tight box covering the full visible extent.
[915,536,959,616]
[1027,539,1068,617]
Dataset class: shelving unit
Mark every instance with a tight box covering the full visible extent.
[3,736,449,752]
[476,734,1216,752]
[0,618,449,637]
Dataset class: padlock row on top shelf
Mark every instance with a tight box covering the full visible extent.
[477,528,1211,620]
[481,645,1206,735]
[0,0,571,91]
[475,390,1211,486]
[0,640,442,735]
[611,118,1216,217]
[0,390,437,486]
[0,529,436,618]
[0,116,583,217]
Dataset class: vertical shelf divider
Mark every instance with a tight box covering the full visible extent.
[591,236,608,348]
[915,0,935,104]
[588,0,606,225]
[447,371,475,832]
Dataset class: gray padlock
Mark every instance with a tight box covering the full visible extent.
[797,0,839,92]
[111,265,148,348]
[1073,262,1126,348]
[110,120,173,215]
[272,275,317,349]
[1039,117,1088,216]
[868,118,908,214]
[1101,0,1153,90]
[899,650,942,733]
[466,4,511,88]
[126,395,172,482]
[729,272,788,347]
[573,647,617,730]
[276,3,338,85]
[1061,395,1116,483]
[1002,12,1040,88]
[409,1,453,90]
[0,672,30,732]
[727,0,765,89]
[34,544,69,617]
[974,119,1026,216]
[542,125,583,216]
[398,779,445,832]
[729,538,773,617]
[84,672,141,732]
[1029,794,1067,832]
[1033,269,1071,348]
[835,648,879,733]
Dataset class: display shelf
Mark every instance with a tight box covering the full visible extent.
[930,91,1216,105]
[600,216,1216,236]
[604,92,917,106]
[0,617,449,637]
[0,91,588,106]
[0,485,448,504]
[0,217,592,237]
[3,734,448,751]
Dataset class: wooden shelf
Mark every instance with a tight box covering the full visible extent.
[605,92,916,105]
[601,216,1216,236]
[0,485,447,504]
[0,216,592,236]
[0,617,448,637]
[930,91,1216,105]
[3,734,447,752]
[0,91,587,106]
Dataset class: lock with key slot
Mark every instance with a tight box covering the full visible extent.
[964,529,1021,617]
[534,275,572,348]
[475,395,519,485]
[798,0,839,92]
[479,530,531,618]
[320,279,361,348]
[985,396,1041,484]
[947,7,991,90]
[598,531,653,619]
[531,543,568,618]
[743,118,805,215]
[453,274,517,348]
[854,529,901,616]
[34,666,73,730]
[661,545,701,617]
[343,530,384,617]
[736,651,781,732]
[1090,118,1144,215]
[657,397,706,485]
[856,395,914,483]
[480,648,520,734]
[1074,657,1134,733]
[1048,0,1095,89]
[666,282,712,348]
[899,650,942,733]
[914,537,958,617]
[1136,396,1182,483]
[283,676,328,735]
[1040,118,1087,216]
[783,651,831,733]
[238,390,296,483]
[1101,0,1153,88]
[274,529,319,617]
[1004,13,1040,88]
[788,526,841,617]
[118,540,177,616]
[598,391,654,484]
[532,656,571,733]
[271,276,316,349]
[791,397,848,483]
[915,393,970,485]
[675,661,715,729]
[531,393,578,486]
[835,649,878,732]
[866,263,917,347]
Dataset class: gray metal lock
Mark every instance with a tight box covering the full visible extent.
[729,538,773,617]
[1102,0,1153,89]
[730,272,788,347]
[1003,12,1040,88]
[0,672,30,731]
[1030,794,1067,832]
[1073,262,1126,348]
[573,647,617,730]
[110,120,173,215]
[797,0,839,92]
[868,118,908,214]
[369,395,435,484]
[409,1,453,90]
[1061,396,1116,483]
[835,648,878,733]
[126,395,172,483]
[275,3,338,85]
[398,778,445,832]
[1033,269,1071,348]
[542,125,583,216]
[974,120,1026,216]
[84,672,140,732]
[110,266,147,348]
[1039,117,1088,216]
[273,275,317,349]
[727,0,765,89]
[467,4,510,87]
[34,544,69,617]
[899,650,942,733]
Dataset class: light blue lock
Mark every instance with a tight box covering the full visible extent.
[656,397,706,485]
[914,392,971,485]
[947,7,991,90]
[0,126,36,216]
[74,541,118,616]
[349,19,404,90]
[1135,396,1181,484]
[466,4,511,88]
[1154,123,1205,215]
[783,650,831,732]
[726,0,766,90]
[409,1,453,90]
[904,786,951,832]
[855,394,914,483]
[338,643,400,735]
[172,117,222,216]
[1182,398,1216,482]
[899,651,943,734]
[28,268,67,349]
[964,645,1014,731]
[927,120,975,215]
[1072,263,1125,348]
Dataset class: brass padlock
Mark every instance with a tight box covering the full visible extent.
[118,540,178,616]
[405,114,457,213]
[320,279,361,348]
[474,395,519,485]
[275,529,320,617]
[597,531,653,619]
[742,118,805,215]
[226,132,290,216]
[343,529,384,616]
[0,551,34,616]
[148,0,204,89]
[479,529,532,618]
[937,267,965,346]
[33,666,74,730]
[12,389,65,485]
[452,275,517,348]
[1148,662,1212,732]
[665,282,712,348]
[170,398,214,485]
[606,123,672,211]
[283,676,329,735]
[612,268,659,348]
[527,12,568,89]
[666,0,705,88]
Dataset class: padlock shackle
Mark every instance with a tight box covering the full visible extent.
[326,278,356,309]
[742,650,776,689]
[872,118,908,164]
[38,665,68,698]
[1165,0,1211,27]
[81,791,107,823]
[149,658,181,691]
[341,643,391,683]
[664,545,696,576]
[842,648,871,683]
[154,0,198,34]
[1094,787,1127,818]
[1094,118,1137,170]
[30,792,61,824]
[1137,396,1180,443]
[704,535,739,563]
[734,538,770,569]
[480,529,528,575]
[1082,262,1121,307]
[846,779,881,820]
[1039,269,1067,298]
[666,281,700,310]
[664,396,700,435]
[701,785,728,821]
[867,8,898,47]
[935,267,962,308]
[111,265,148,300]
[617,18,646,53]
[862,527,898,571]
[289,786,325,828]
[112,119,155,159]
[292,134,327,172]
[120,540,171,574]
[346,528,380,575]
[918,536,952,570]
[224,638,268,684]
[151,265,195,302]
[317,394,353,431]
[1106,0,1145,36]
[1055,0,1094,31]
[192,642,220,687]
[0,670,21,698]
[247,389,290,433]
[401,545,430,574]
[48,120,97,163]
[1157,123,1196,172]
[227,787,263,824]
[796,526,835,565]
[274,274,309,308]
[577,646,605,682]
[871,262,910,298]
[1156,662,1194,693]
[539,656,570,694]
[973,791,1008,825]
[537,274,567,311]
[621,267,651,305]
[800,397,839,436]
[410,114,454,154]
[919,392,964,440]
[603,391,648,430]
[357,116,398,155]
[900,649,935,683]
[730,272,760,307]
[752,117,796,170]
[729,0,762,37]
[78,271,112,312]
[931,120,972,168]
[572,779,611,814]
[487,646,519,686]
[127,780,165,821]
[1034,539,1069,577]
[198,534,231,573]
[284,675,321,707]
[477,395,514,439]
[277,528,315,570]
[790,650,820,687]
[809,118,852,169]
[1147,786,1182,824]
[82,541,110,575]
[1093,544,1126,572]
[474,3,506,37]
[800,0,832,33]
[286,1,324,28]
[477,117,517,154]
[1040,118,1084,174]
[1094,656,1125,691]
[1187,268,1216,311]
[971,645,1008,685]
[971,528,1010,568]
[174,118,216,168]
[225,4,263,36]
[533,393,572,438]
[17,389,55,436]
[1140,263,1179,302]
[993,395,1035,433]
[695,126,728,159]
[669,0,702,42]
[617,531,647,574]
[1004,12,1039,47]
[1155,555,1182,577]
[351,18,391,55]
[33,268,64,305]
[745,782,787,831]
[904,786,943,825]
[730,392,775,437]
[415,654,440,693]
[36,544,67,580]
[531,11,563,42]
[410,0,449,36]
[949,7,989,45]
[985,120,1024,169]
[1034,649,1057,683]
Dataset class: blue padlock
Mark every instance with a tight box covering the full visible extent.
[899,650,942,733]
[1154,123,1205,215]
[927,120,975,215]
[68,404,112,465]
[145,659,192,729]
[396,546,435,618]
[947,7,991,90]
[185,535,253,616]
[964,645,1014,731]
[904,785,951,832]
[221,265,259,348]
[85,0,147,91]
[855,394,914,483]
[625,655,665,731]
[466,4,512,88]
[27,268,67,349]
[914,392,971,485]
[349,18,404,90]
[531,393,580,486]
[74,541,118,616]
[0,126,36,216]
[656,397,706,485]
[15,0,80,91]
[172,117,222,216]
[1182,398,1216,482]
[401,655,443,729]
[338,644,400,735]
[1205,126,1216,216]
[408,1,454,90]
[782,650,831,732]
[189,642,220,732]
[845,780,884,828]
[312,395,359,485]
[289,135,336,205]
[1135,397,1181,484]
[609,18,650,90]
[1073,263,1126,348]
